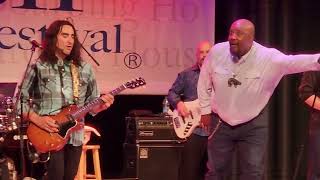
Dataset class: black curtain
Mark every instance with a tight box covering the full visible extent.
[215,0,320,179]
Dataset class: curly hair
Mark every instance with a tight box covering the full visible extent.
[39,20,82,66]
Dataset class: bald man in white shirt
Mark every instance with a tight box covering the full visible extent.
[198,19,320,180]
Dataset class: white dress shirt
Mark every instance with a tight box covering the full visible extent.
[198,41,320,126]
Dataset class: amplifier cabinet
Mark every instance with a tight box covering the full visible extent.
[125,116,181,143]
[122,143,183,180]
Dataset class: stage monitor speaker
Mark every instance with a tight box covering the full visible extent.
[123,143,183,180]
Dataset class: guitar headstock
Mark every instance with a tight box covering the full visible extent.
[124,77,146,89]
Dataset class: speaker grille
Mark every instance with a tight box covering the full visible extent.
[123,143,183,180]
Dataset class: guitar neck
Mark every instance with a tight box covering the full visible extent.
[109,85,127,96]
[70,84,127,120]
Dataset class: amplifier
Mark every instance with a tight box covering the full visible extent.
[122,143,183,180]
[125,116,182,143]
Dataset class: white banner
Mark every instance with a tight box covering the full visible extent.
[0,0,215,95]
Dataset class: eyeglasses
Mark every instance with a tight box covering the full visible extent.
[228,77,241,88]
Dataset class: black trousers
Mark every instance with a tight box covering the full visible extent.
[46,144,82,180]
[206,111,268,180]
[179,133,208,180]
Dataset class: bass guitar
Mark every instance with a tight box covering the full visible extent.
[27,77,146,153]
[172,99,201,139]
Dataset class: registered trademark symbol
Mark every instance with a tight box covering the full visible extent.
[124,52,142,69]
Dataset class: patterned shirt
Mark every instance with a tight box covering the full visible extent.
[198,41,320,126]
[17,59,100,146]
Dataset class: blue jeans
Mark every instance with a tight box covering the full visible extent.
[206,111,268,180]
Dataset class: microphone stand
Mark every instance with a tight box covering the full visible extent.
[66,16,100,66]
[14,44,38,179]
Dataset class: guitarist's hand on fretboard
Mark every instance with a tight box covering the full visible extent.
[92,93,114,114]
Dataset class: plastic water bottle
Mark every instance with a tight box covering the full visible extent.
[162,96,170,115]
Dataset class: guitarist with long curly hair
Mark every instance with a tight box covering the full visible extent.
[17,19,114,180]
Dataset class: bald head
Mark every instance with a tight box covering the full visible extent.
[196,41,212,67]
[232,19,255,37]
[228,19,255,58]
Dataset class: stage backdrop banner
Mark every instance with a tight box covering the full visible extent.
[0,0,215,95]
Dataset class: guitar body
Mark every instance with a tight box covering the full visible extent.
[172,99,201,139]
[27,105,83,153]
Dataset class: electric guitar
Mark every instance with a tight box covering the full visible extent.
[27,77,146,153]
[172,99,201,139]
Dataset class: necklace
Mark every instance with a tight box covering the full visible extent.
[230,56,247,78]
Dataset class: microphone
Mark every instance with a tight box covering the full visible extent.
[28,39,43,49]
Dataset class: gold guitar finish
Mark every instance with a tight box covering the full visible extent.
[27,105,82,153]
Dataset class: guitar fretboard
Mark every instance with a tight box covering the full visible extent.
[110,85,126,96]
[70,84,127,120]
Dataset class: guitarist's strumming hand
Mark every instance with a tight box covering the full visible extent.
[27,111,59,133]
[177,101,190,117]
[92,93,114,114]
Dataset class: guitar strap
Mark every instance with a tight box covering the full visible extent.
[57,59,67,106]
[70,60,80,104]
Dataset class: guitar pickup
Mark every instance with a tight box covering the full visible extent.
[173,117,181,128]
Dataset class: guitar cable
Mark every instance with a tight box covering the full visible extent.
[26,140,50,164]
[208,120,222,140]
[26,141,40,164]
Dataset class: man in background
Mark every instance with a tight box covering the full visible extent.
[167,41,212,180]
